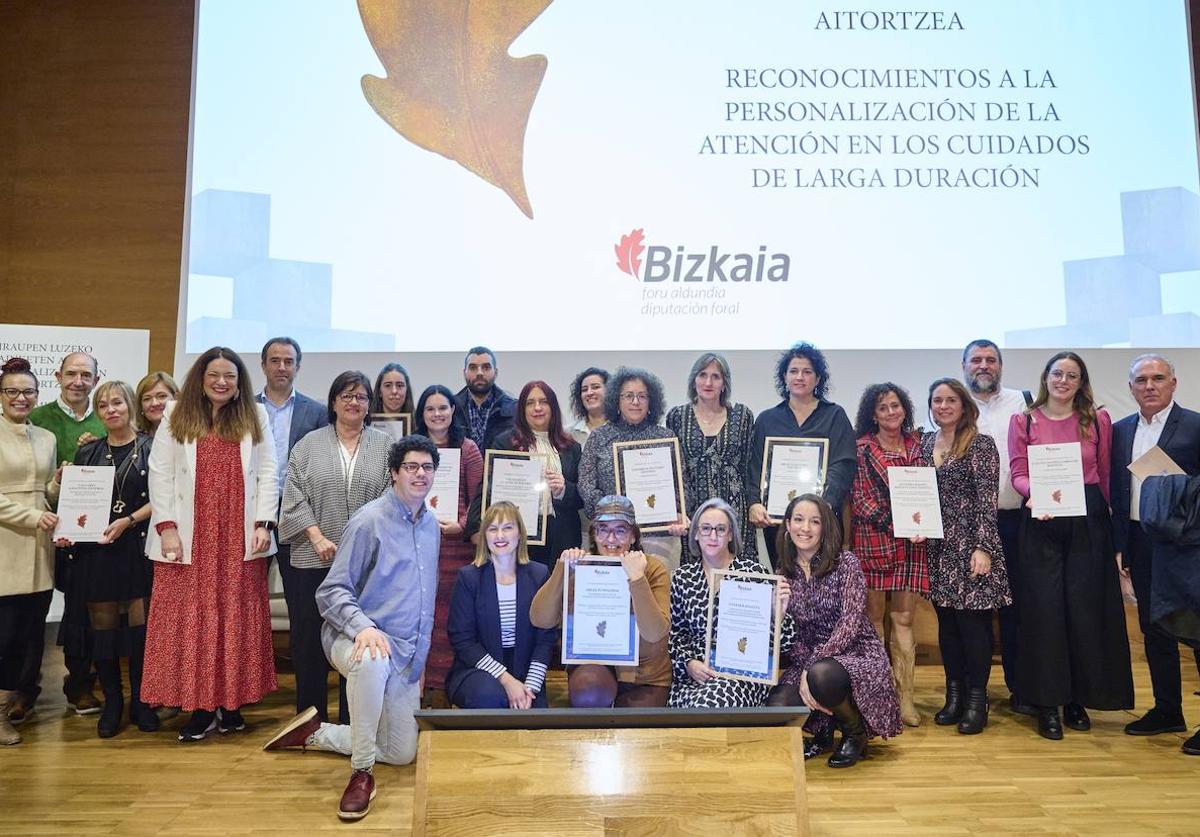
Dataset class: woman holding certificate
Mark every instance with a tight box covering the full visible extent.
[530,494,672,707]
[768,494,901,768]
[666,353,757,561]
[60,381,157,738]
[668,498,790,708]
[1007,352,1133,740]
[134,372,178,436]
[0,358,60,745]
[414,384,483,697]
[492,381,582,567]
[446,502,555,708]
[747,342,857,571]
[278,371,392,722]
[578,367,686,569]
[851,382,927,727]
[142,347,279,742]
[921,378,1011,736]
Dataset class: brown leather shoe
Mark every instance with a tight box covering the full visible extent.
[69,689,103,716]
[337,768,376,821]
[262,707,321,752]
[7,693,33,725]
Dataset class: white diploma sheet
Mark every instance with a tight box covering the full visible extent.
[568,563,636,662]
[54,465,116,543]
[712,576,776,679]
[1028,442,1087,518]
[766,443,823,519]
[887,466,944,538]
[620,445,679,526]
[426,446,461,524]
[488,455,547,536]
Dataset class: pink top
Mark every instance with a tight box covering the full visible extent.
[1007,408,1112,505]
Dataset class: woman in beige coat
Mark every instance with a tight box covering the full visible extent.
[0,358,60,745]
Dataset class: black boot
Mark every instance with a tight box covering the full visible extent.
[957,687,989,735]
[802,726,835,760]
[127,626,159,732]
[94,657,124,739]
[934,680,964,726]
[827,697,870,768]
[1037,706,1063,740]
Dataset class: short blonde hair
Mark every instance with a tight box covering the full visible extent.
[473,502,531,566]
[92,380,137,426]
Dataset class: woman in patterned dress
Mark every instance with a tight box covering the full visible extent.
[143,347,279,742]
[920,378,1012,735]
[851,382,927,727]
[413,384,483,699]
[768,494,901,768]
[666,353,756,563]
[668,498,790,708]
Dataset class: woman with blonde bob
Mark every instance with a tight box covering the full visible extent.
[445,502,556,708]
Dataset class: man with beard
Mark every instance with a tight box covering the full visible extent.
[454,346,516,451]
[961,339,1034,716]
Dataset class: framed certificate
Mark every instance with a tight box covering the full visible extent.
[55,465,116,543]
[426,446,461,524]
[704,568,784,685]
[761,437,828,523]
[562,556,640,666]
[887,466,944,539]
[371,412,412,440]
[482,450,549,546]
[611,437,686,533]
[1028,441,1087,517]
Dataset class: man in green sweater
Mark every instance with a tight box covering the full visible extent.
[28,351,106,717]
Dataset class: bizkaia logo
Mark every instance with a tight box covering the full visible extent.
[614,228,790,283]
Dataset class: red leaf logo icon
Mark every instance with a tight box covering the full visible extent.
[911,511,921,525]
[614,228,645,279]
[1051,489,1062,504]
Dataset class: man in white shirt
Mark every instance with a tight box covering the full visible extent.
[962,339,1034,716]
[1111,353,1200,754]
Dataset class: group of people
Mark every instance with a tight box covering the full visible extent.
[1,337,1197,821]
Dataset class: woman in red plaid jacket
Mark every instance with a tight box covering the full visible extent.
[850,382,927,727]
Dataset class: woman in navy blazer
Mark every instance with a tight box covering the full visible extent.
[446,502,556,708]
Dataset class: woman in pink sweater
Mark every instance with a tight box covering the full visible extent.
[1007,351,1133,741]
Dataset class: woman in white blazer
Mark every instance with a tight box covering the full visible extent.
[142,347,279,742]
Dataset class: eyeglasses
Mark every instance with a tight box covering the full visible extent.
[1048,370,1081,382]
[337,393,370,404]
[698,524,729,537]
[620,392,649,403]
[0,388,37,399]
[398,462,437,474]
[595,524,632,540]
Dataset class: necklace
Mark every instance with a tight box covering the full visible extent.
[105,436,140,515]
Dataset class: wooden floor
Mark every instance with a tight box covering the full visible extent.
[2,629,1198,835]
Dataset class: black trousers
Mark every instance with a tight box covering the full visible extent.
[1017,486,1134,709]
[995,509,1024,698]
[447,650,549,709]
[1128,521,1188,717]
[935,606,994,689]
[0,589,53,699]
[277,546,347,723]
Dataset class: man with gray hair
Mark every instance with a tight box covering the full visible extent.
[1111,352,1200,755]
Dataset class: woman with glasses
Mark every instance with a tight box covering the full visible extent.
[668,498,791,708]
[747,342,857,570]
[142,347,279,742]
[134,372,179,436]
[578,367,686,570]
[666,353,757,562]
[413,384,483,699]
[1008,352,1133,740]
[530,494,672,707]
[278,372,392,722]
[0,358,60,745]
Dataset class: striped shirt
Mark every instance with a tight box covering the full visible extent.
[474,577,548,693]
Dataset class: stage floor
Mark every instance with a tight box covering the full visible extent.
[2,631,1197,835]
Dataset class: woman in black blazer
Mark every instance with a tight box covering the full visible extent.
[491,380,583,568]
[446,502,556,708]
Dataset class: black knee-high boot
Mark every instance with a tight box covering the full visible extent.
[127,626,159,732]
[93,629,123,739]
[827,696,870,768]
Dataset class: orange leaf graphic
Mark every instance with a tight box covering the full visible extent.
[358,0,553,218]
[429,495,440,509]
[1051,489,1062,504]
[615,228,645,278]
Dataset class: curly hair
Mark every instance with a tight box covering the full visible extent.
[387,434,440,472]
[569,367,609,421]
[603,366,666,426]
[853,382,916,437]
[773,342,831,400]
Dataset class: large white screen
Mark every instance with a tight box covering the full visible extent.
[183,1,1200,353]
